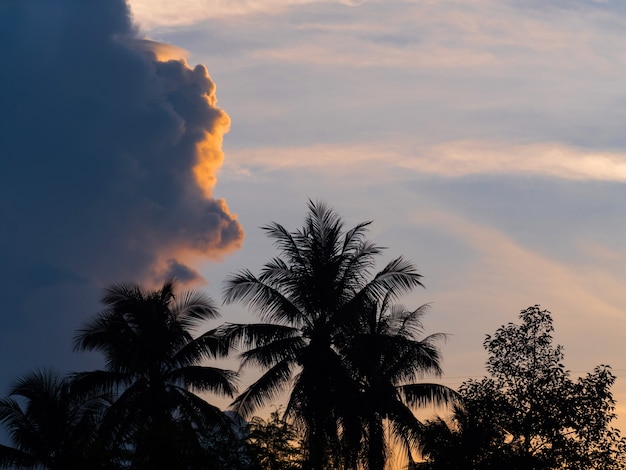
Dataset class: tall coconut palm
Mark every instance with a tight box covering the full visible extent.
[219,201,430,469]
[73,279,238,468]
[343,300,456,470]
[0,369,114,470]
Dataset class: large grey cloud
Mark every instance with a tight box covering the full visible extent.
[0,0,243,389]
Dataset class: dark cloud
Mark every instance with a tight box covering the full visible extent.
[0,0,243,390]
[161,259,204,285]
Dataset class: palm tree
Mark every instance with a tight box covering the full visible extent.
[0,369,114,470]
[344,301,456,470]
[73,279,238,468]
[219,201,432,469]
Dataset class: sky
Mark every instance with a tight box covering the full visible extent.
[1,0,626,440]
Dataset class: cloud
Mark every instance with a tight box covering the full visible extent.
[403,141,626,181]
[160,259,204,285]
[144,0,621,72]
[222,141,626,183]
[127,38,190,61]
[128,0,363,29]
[0,0,243,384]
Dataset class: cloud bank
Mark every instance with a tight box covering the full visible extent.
[0,0,243,382]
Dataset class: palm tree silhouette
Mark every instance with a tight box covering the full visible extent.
[0,369,114,469]
[73,280,237,468]
[219,201,440,469]
[343,301,456,469]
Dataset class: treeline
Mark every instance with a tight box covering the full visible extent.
[0,202,624,470]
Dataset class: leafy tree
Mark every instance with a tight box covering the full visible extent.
[419,305,626,469]
[247,408,303,470]
[418,385,526,469]
[219,201,448,469]
[73,280,238,469]
[201,411,258,470]
[0,369,116,470]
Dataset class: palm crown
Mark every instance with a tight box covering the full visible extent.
[220,201,452,469]
[73,280,237,466]
[343,300,456,469]
[0,369,112,470]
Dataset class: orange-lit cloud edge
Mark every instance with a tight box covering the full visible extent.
[136,43,244,286]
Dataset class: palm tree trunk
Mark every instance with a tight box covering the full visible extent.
[367,415,386,470]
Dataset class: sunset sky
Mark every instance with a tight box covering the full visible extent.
[2,0,626,434]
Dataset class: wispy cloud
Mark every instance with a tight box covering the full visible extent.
[134,0,625,74]
[155,0,626,157]
[403,141,626,181]
[129,0,361,29]
[223,141,626,182]
[404,206,626,382]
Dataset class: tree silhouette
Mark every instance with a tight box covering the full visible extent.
[0,369,115,470]
[344,302,456,470]
[73,280,238,468]
[219,201,447,469]
[247,408,303,470]
[419,306,626,469]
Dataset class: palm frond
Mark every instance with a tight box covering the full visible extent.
[69,370,131,398]
[73,310,137,372]
[101,281,145,309]
[169,387,232,433]
[223,271,303,324]
[0,397,37,455]
[372,334,446,383]
[166,365,238,398]
[387,412,425,461]
[174,289,220,328]
[0,443,38,469]
[337,240,382,294]
[306,200,343,244]
[215,322,301,352]
[363,257,425,302]
[94,379,150,445]
[262,220,307,267]
[341,220,374,254]
[238,335,307,369]
[389,304,430,338]
[258,257,293,286]
[399,383,459,409]
[231,359,295,418]
[172,328,231,366]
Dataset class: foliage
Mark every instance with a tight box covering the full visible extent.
[193,411,258,470]
[419,305,626,469]
[72,280,238,468]
[219,200,452,469]
[247,408,303,470]
[0,369,117,470]
[343,302,457,469]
